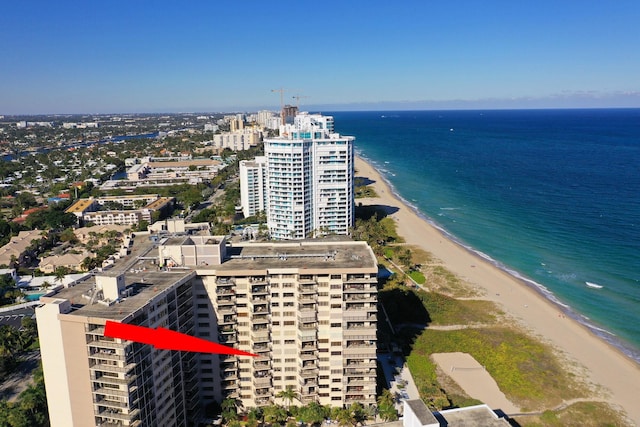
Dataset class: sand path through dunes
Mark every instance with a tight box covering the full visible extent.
[355,156,640,424]
[432,352,520,414]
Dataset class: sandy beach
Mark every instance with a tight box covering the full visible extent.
[355,156,640,424]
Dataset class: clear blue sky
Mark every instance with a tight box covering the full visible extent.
[2,0,639,114]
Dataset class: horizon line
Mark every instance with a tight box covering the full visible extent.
[3,105,640,117]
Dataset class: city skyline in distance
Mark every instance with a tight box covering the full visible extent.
[2,1,640,114]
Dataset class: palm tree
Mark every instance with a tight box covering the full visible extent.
[246,407,262,427]
[220,398,239,422]
[298,401,327,424]
[399,248,413,270]
[54,266,70,286]
[0,325,20,360]
[276,386,297,411]
[349,402,367,425]
[263,404,287,425]
[377,389,398,421]
[334,408,355,427]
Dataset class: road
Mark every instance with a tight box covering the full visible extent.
[184,183,227,223]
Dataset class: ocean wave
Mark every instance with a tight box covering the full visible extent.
[359,155,640,365]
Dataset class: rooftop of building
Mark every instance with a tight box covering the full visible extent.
[147,159,221,168]
[144,197,174,210]
[41,234,194,322]
[98,194,159,201]
[218,238,376,272]
[406,399,439,425]
[399,400,511,427]
[42,234,377,321]
[65,198,96,213]
[434,404,511,426]
[43,269,195,321]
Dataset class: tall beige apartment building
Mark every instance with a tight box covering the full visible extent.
[37,270,199,427]
[37,236,378,426]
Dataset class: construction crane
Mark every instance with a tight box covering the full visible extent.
[292,94,309,109]
[271,88,287,125]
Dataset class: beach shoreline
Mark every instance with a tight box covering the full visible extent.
[355,155,640,424]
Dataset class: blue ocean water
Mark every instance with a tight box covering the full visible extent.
[331,109,640,363]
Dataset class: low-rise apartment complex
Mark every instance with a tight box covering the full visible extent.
[66,195,175,226]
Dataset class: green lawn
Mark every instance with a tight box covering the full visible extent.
[407,327,585,411]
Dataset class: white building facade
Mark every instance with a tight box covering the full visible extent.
[263,113,354,240]
[239,156,268,218]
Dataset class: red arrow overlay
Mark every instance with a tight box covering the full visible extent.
[104,320,257,357]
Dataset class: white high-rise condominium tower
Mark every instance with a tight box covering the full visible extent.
[239,156,267,218]
[263,113,354,240]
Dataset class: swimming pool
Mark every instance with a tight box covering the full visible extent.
[24,293,45,302]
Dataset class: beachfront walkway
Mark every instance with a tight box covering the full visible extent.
[378,352,421,414]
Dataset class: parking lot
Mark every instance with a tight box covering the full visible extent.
[0,307,36,329]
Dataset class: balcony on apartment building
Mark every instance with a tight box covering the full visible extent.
[299,368,320,378]
[220,361,237,373]
[89,361,137,375]
[255,397,270,406]
[344,327,376,340]
[299,321,318,330]
[344,294,377,303]
[216,286,235,295]
[298,293,317,303]
[298,283,317,294]
[251,313,270,324]
[299,386,318,400]
[216,295,236,306]
[218,333,237,344]
[219,355,238,364]
[298,275,316,284]
[345,321,375,330]
[250,285,269,295]
[95,408,140,424]
[300,359,318,370]
[218,315,237,325]
[345,340,375,348]
[92,395,130,410]
[345,394,375,405]
[343,312,377,322]
[250,295,269,306]
[299,351,317,361]
[344,283,376,292]
[299,377,318,388]
[252,342,271,353]
[217,305,236,316]
[91,372,138,387]
[297,329,317,341]
[221,370,238,381]
[221,380,239,390]
[253,357,271,371]
[253,373,272,388]
[344,346,376,357]
[249,276,268,284]
[251,328,271,343]
[346,358,377,368]
[254,387,271,398]
[88,348,126,363]
[344,274,373,284]
[299,340,317,351]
